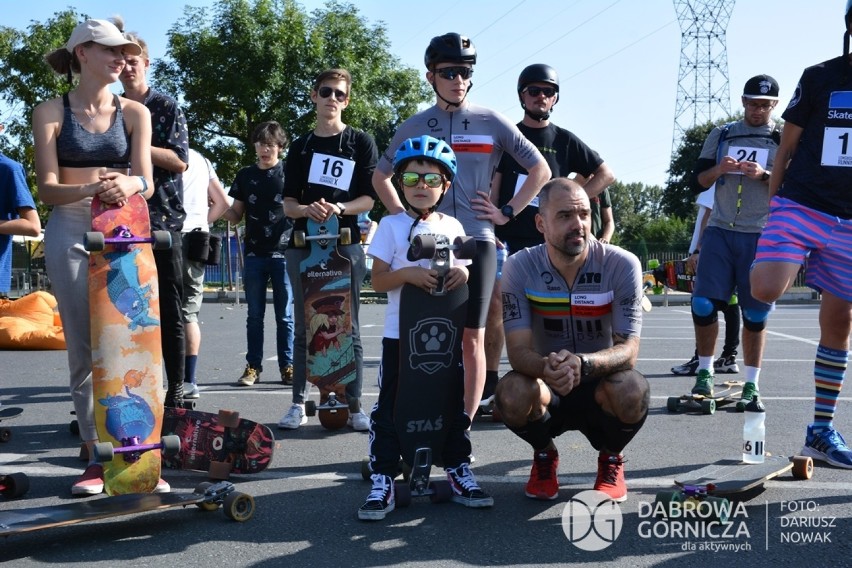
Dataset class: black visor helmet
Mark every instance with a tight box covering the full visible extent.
[424,33,477,69]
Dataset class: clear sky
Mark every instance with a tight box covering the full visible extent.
[2,0,844,187]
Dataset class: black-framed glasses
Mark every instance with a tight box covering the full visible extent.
[318,86,348,102]
[744,101,774,111]
[435,66,474,81]
[399,172,446,188]
[524,86,557,98]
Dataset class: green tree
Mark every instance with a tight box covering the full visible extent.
[0,9,81,218]
[155,0,430,185]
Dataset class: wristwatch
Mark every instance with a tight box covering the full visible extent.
[578,354,592,379]
[336,202,347,215]
[500,205,515,221]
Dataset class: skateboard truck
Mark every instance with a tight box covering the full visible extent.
[393,447,453,507]
[84,226,172,252]
[407,235,476,296]
[94,435,181,464]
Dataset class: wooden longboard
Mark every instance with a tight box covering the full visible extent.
[161,407,275,477]
[296,217,355,430]
[673,455,813,496]
[667,381,744,415]
[88,194,164,495]
[0,482,254,536]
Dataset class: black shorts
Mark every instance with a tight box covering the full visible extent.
[543,381,611,451]
[465,240,497,328]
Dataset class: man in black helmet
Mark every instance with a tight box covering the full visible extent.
[750,2,852,469]
[481,63,615,413]
[373,33,551,423]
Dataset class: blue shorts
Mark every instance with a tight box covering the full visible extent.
[694,225,772,312]
[755,196,852,302]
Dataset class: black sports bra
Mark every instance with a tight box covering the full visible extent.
[56,93,131,169]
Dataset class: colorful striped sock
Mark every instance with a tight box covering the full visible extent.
[813,345,848,432]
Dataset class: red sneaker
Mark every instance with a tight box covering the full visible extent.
[71,463,104,496]
[525,449,559,500]
[594,452,627,502]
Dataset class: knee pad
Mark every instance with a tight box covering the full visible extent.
[691,296,719,327]
[742,307,770,332]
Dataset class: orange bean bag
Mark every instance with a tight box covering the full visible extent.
[0,291,66,350]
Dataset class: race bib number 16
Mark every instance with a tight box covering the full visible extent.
[308,152,355,190]
[821,127,852,167]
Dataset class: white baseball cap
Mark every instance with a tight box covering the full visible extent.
[65,19,142,55]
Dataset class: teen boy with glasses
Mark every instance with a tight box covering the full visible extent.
[372,33,551,424]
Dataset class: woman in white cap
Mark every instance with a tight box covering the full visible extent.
[32,17,160,496]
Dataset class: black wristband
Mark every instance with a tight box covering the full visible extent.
[691,250,700,255]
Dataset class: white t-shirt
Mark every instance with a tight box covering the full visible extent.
[181,149,220,232]
[367,211,470,338]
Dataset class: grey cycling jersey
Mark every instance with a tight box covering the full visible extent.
[501,240,643,355]
[378,103,543,242]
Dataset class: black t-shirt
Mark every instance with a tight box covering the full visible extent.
[495,122,603,249]
[780,55,852,218]
[229,161,292,256]
[283,126,378,242]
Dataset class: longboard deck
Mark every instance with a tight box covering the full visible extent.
[161,407,275,475]
[89,195,164,495]
[395,284,467,468]
[299,217,355,429]
[0,482,253,536]
[674,455,793,495]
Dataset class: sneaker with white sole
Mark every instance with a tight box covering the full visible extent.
[671,353,699,376]
[154,478,171,493]
[183,383,200,399]
[446,463,494,508]
[735,382,758,412]
[691,369,714,396]
[801,425,852,469]
[236,364,261,386]
[358,473,395,521]
[714,352,740,374]
[348,411,369,431]
[71,464,104,496]
[278,403,307,429]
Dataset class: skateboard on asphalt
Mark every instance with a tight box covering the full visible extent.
[655,455,813,523]
[667,380,744,415]
[294,216,356,430]
[161,407,275,479]
[392,234,475,508]
[85,194,177,495]
[0,472,29,499]
[0,407,24,442]
[0,481,255,537]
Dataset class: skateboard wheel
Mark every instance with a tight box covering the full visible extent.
[93,442,115,462]
[161,435,181,457]
[218,409,241,428]
[0,428,10,443]
[653,491,683,517]
[701,399,716,415]
[224,492,255,522]
[409,235,436,260]
[453,236,477,259]
[208,461,233,481]
[703,496,730,524]
[394,482,412,508]
[152,230,172,250]
[666,397,680,413]
[340,227,351,246]
[84,231,105,251]
[0,473,29,498]
[648,259,660,269]
[293,231,306,248]
[791,456,813,480]
[429,480,453,503]
[304,400,316,416]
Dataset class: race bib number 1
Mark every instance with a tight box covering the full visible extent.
[821,127,852,167]
[308,152,355,190]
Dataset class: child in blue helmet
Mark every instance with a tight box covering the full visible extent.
[359,135,493,520]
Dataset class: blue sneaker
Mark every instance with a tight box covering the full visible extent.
[801,425,852,469]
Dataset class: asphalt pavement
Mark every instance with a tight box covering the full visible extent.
[1,298,849,566]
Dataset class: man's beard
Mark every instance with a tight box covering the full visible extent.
[553,231,588,258]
